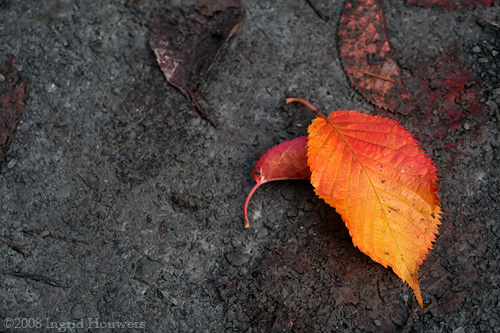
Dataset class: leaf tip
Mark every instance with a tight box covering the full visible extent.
[413,284,423,308]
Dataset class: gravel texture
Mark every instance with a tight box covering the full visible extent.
[1,0,499,332]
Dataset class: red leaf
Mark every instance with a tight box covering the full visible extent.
[148,1,244,127]
[0,56,29,164]
[338,1,486,137]
[337,0,413,115]
[244,136,311,228]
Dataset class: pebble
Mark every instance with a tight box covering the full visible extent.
[486,100,498,112]
[159,289,179,306]
[71,304,85,319]
[134,257,163,285]
[47,83,57,93]
[55,186,72,199]
[472,45,481,53]
[429,270,440,278]
[7,158,17,169]
[373,319,382,327]
[390,314,406,327]
[225,252,249,266]
[256,228,269,239]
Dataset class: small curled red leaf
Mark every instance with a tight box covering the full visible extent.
[244,136,311,228]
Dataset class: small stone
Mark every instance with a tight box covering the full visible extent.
[429,270,440,278]
[159,289,179,305]
[0,73,5,82]
[452,327,465,333]
[55,186,72,199]
[463,123,471,131]
[225,252,249,266]
[472,46,481,53]
[134,257,163,285]
[373,319,382,327]
[293,261,310,274]
[71,304,85,319]
[486,100,498,112]
[390,313,407,327]
[7,158,17,169]
[175,153,189,163]
[171,192,204,211]
[492,50,499,57]
[47,83,57,93]
[256,228,269,239]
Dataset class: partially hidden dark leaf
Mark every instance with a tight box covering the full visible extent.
[337,0,413,115]
[101,68,193,186]
[244,136,311,228]
[406,48,487,133]
[373,46,487,145]
[0,55,29,164]
[407,0,494,10]
[148,0,245,127]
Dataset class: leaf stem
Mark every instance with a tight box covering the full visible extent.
[306,0,328,22]
[286,97,327,119]
[243,181,266,228]
[188,90,220,128]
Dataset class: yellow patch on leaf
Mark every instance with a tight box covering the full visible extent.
[307,111,441,307]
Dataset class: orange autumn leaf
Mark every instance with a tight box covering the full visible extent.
[288,98,441,307]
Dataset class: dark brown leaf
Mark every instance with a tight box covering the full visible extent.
[101,68,191,186]
[148,2,245,126]
[0,55,29,164]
